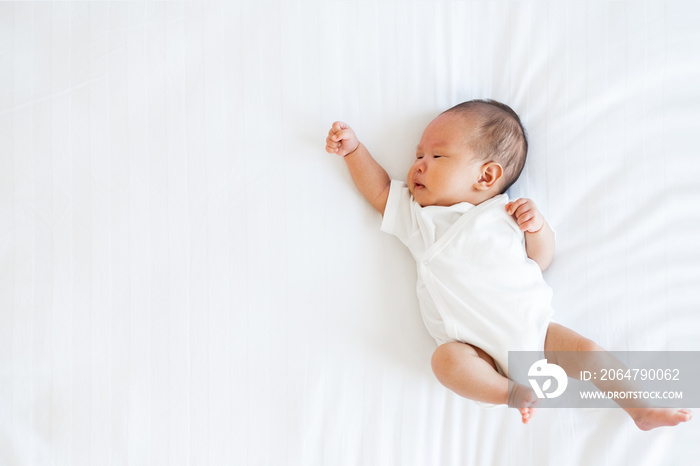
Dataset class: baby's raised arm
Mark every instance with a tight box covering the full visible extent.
[326,122,391,215]
[506,198,555,272]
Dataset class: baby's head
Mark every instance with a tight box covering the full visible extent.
[408,99,528,207]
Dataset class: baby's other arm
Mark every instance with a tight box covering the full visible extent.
[326,121,391,215]
[505,198,555,272]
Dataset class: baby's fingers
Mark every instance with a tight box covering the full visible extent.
[329,129,355,144]
[506,198,528,216]
[518,210,545,232]
[518,218,539,232]
[331,121,349,132]
[329,121,352,139]
[326,121,359,157]
[325,142,339,154]
[516,210,535,227]
[325,135,342,153]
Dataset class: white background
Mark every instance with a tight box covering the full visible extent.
[2,2,699,465]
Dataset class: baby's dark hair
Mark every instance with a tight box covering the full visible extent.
[442,99,528,194]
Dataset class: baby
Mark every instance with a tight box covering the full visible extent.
[325,99,692,430]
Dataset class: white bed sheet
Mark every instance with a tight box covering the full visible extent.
[2,2,700,465]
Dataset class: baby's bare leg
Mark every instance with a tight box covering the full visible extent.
[544,322,692,431]
[431,342,538,423]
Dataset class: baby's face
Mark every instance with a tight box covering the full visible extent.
[407,112,485,207]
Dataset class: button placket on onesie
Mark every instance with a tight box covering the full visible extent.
[418,195,507,346]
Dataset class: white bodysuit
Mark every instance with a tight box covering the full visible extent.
[380,180,554,377]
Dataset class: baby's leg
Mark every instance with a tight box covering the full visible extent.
[431,342,538,423]
[544,323,692,431]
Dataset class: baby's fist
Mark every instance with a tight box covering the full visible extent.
[506,198,544,233]
[326,121,360,157]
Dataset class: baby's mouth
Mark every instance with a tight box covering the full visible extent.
[414,182,425,189]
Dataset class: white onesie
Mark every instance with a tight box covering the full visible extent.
[380,180,554,377]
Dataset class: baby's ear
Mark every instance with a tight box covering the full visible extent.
[474,162,503,191]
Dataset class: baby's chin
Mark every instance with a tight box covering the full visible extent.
[410,184,463,207]
[409,187,429,207]
[413,195,436,208]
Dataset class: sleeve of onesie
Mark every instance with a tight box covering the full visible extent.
[380,180,418,246]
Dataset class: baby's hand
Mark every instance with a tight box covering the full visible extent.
[506,198,544,233]
[326,121,360,157]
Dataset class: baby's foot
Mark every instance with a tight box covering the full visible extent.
[509,382,540,424]
[628,408,692,431]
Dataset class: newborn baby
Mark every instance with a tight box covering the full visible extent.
[325,99,692,430]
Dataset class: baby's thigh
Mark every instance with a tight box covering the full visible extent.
[432,341,498,373]
[544,322,600,353]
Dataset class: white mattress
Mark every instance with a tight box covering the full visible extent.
[2,2,699,465]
